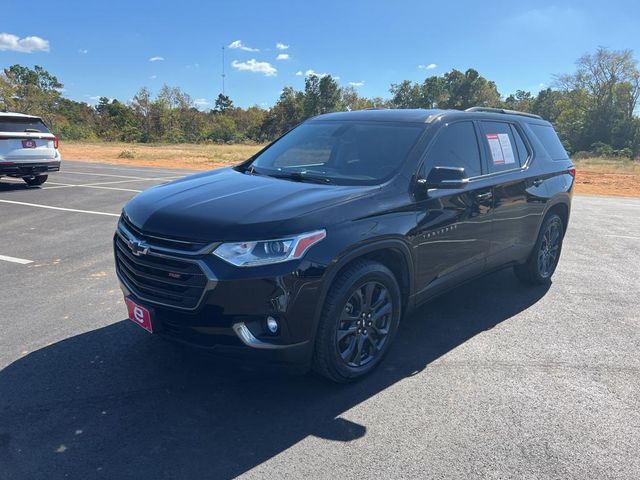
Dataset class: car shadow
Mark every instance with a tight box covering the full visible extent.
[0,181,42,192]
[0,269,549,479]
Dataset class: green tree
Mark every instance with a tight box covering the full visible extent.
[503,90,534,112]
[441,68,501,109]
[261,86,305,139]
[214,94,233,113]
[556,47,640,151]
[389,80,422,108]
[3,64,64,128]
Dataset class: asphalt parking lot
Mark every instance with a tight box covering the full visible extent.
[1,161,639,479]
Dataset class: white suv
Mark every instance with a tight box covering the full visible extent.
[0,112,61,186]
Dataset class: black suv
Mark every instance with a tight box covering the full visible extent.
[115,108,573,382]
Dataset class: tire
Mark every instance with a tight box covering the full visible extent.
[514,213,564,285]
[24,175,48,186]
[313,259,401,383]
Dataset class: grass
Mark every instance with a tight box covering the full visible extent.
[572,156,640,174]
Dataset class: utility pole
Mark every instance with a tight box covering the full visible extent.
[221,46,226,95]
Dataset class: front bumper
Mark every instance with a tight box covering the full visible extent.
[114,223,327,367]
[0,161,61,176]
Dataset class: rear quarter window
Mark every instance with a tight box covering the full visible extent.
[0,117,51,133]
[528,124,568,160]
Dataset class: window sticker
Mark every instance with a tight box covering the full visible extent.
[486,133,516,165]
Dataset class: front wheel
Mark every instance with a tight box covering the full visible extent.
[23,175,48,186]
[313,260,401,383]
[514,213,564,285]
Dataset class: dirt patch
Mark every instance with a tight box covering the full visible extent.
[573,171,640,197]
[59,142,263,171]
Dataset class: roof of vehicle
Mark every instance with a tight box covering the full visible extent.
[0,111,42,119]
[310,109,446,123]
[310,107,550,125]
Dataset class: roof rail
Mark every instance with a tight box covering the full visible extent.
[465,107,542,120]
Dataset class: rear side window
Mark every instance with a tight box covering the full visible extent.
[479,121,522,172]
[528,124,568,160]
[511,124,530,165]
[0,117,50,133]
[426,121,482,177]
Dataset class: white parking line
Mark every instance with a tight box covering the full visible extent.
[64,163,190,175]
[0,254,33,265]
[62,171,181,180]
[0,199,120,217]
[43,181,142,193]
[1,176,169,192]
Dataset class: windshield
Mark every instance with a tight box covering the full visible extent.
[0,117,51,133]
[248,121,424,185]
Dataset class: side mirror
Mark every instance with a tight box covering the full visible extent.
[417,166,468,190]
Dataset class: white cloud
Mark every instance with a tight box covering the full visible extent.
[349,81,365,87]
[231,59,277,76]
[194,98,209,106]
[305,69,328,78]
[418,63,437,70]
[78,48,89,54]
[85,95,107,103]
[150,75,157,79]
[276,42,289,50]
[295,71,304,76]
[149,56,164,62]
[0,33,49,53]
[276,53,289,61]
[228,40,259,52]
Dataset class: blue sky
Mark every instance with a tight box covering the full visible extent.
[2,0,640,108]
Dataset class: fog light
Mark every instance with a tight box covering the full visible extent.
[266,316,279,334]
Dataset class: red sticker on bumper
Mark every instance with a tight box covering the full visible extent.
[125,298,153,333]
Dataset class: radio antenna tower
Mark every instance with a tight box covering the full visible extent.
[221,46,226,95]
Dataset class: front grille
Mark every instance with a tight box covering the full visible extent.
[120,214,208,253]
[114,233,208,309]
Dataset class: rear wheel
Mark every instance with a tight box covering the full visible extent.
[23,175,48,186]
[514,213,564,285]
[313,259,401,383]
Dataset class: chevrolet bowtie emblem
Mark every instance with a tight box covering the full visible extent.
[128,239,150,256]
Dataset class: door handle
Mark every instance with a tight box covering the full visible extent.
[532,178,544,187]
[475,192,492,202]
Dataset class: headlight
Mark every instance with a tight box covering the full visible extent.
[213,230,326,267]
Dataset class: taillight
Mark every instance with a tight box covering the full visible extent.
[53,137,59,149]
[568,167,576,178]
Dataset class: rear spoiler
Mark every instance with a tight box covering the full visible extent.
[0,132,55,139]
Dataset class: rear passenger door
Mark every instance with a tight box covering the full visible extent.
[478,120,545,266]
[413,121,494,303]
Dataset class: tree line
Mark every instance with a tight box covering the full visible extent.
[1,47,639,157]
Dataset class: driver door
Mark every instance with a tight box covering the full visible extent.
[412,121,494,304]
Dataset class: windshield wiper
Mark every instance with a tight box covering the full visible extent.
[267,171,333,184]
[24,128,41,133]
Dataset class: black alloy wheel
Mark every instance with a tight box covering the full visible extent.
[537,219,562,278]
[337,281,393,368]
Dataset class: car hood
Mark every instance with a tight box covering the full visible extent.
[123,167,379,242]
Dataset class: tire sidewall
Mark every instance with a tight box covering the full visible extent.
[24,175,48,186]
[321,264,401,381]
[533,214,564,282]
